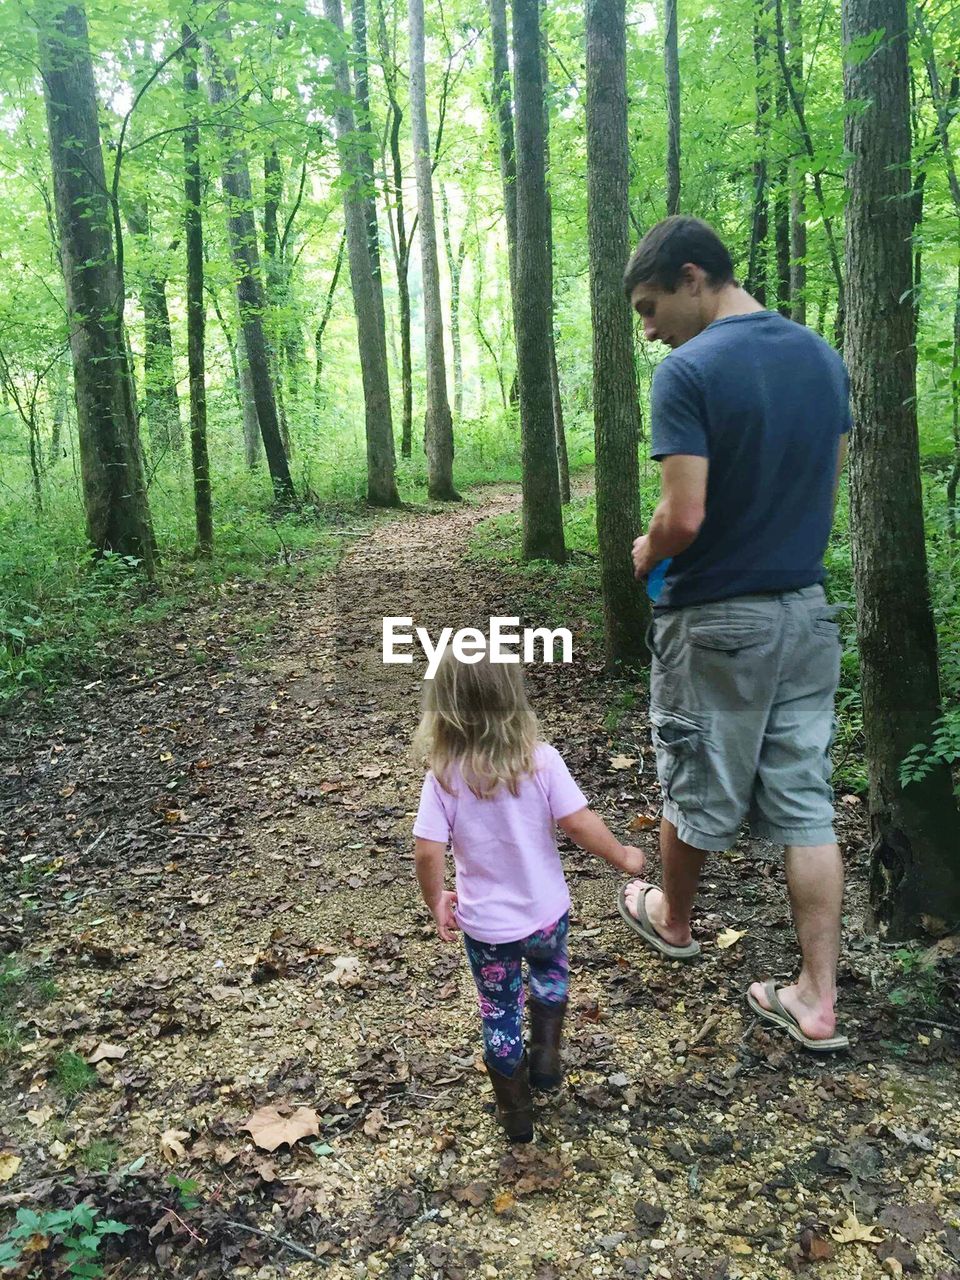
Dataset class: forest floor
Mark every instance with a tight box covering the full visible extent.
[1,484,959,1280]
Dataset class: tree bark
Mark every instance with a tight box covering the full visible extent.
[747,0,771,305]
[409,0,459,500]
[206,11,294,505]
[843,0,960,934]
[664,0,681,215]
[513,0,564,560]
[587,0,650,667]
[488,0,519,301]
[540,2,570,504]
[183,22,212,558]
[324,0,400,507]
[440,187,466,422]
[38,1,155,571]
[787,0,806,322]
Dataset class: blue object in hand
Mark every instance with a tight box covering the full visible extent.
[646,556,673,602]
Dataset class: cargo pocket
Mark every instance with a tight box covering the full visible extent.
[811,604,843,641]
[688,623,772,709]
[650,708,703,811]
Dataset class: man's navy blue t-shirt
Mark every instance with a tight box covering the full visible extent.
[651,310,850,609]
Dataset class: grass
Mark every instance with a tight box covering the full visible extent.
[78,1140,119,1172]
[0,957,58,1066]
[54,1050,96,1098]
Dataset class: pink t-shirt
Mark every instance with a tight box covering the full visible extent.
[413,742,587,944]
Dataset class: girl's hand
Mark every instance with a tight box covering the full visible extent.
[617,845,647,876]
[431,890,460,942]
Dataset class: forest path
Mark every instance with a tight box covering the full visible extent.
[1,485,957,1280]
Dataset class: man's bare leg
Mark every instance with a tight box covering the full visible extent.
[623,818,708,947]
[749,842,843,1041]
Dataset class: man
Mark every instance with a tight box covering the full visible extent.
[618,215,850,1052]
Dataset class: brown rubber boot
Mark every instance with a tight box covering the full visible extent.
[485,1052,534,1142]
[528,997,567,1091]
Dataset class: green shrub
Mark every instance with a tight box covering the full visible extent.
[0,1204,131,1277]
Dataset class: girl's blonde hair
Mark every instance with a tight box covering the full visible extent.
[413,649,539,799]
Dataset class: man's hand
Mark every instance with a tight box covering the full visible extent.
[632,534,657,580]
[430,890,459,942]
[615,845,647,876]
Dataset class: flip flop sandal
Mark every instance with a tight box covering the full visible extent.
[746,979,849,1053]
[617,883,701,960]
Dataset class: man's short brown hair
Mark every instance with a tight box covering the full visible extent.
[623,215,735,296]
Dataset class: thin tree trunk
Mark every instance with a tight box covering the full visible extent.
[409,0,459,500]
[314,232,345,411]
[440,186,465,422]
[206,11,294,505]
[49,356,68,464]
[183,21,212,558]
[471,214,507,411]
[125,200,184,456]
[352,0,384,306]
[488,0,519,301]
[262,140,291,458]
[664,0,681,215]
[774,0,844,343]
[237,330,262,469]
[324,0,399,507]
[843,0,960,934]
[775,82,791,314]
[513,0,564,561]
[38,1,155,571]
[949,249,960,540]
[587,0,649,667]
[747,0,771,305]
[787,0,806,322]
[540,2,570,503]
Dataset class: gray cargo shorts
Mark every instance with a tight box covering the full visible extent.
[648,584,841,851]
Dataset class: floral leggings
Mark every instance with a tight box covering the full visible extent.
[463,913,569,1077]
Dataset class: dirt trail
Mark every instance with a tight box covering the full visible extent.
[1,488,958,1280]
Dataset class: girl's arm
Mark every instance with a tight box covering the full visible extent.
[414,837,459,941]
[557,807,646,875]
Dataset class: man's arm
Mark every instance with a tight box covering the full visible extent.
[632,454,708,578]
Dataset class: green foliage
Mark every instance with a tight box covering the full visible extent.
[0,1204,131,1278]
[888,947,945,1011]
[0,956,57,1066]
[900,709,960,795]
[166,1173,201,1211]
[78,1141,119,1173]
[54,1051,96,1098]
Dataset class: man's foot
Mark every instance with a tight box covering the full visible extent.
[747,979,847,1050]
[617,881,700,960]
[622,880,693,948]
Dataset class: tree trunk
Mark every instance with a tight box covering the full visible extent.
[38,1,155,571]
[237,330,262,469]
[49,356,68,464]
[262,140,291,458]
[206,11,294,505]
[488,0,519,301]
[664,0,681,215]
[747,0,771,305]
[314,232,346,412]
[587,0,650,667]
[513,0,564,560]
[949,249,960,540]
[440,186,465,422]
[125,201,184,457]
[183,22,212,558]
[774,82,791,315]
[351,0,384,305]
[324,0,400,507]
[540,2,570,504]
[409,0,459,500]
[843,0,960,934]
[787,0,806,322]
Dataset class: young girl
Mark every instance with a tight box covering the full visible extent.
[412,651,646,1143]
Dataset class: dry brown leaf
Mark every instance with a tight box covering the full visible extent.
[160,1129,190,1164]
[493,1191,516,1216]
[609,755,637,771]
[86,1042,127,1064]
[716,927,747,949]
[451,1182,489,1206]
[830,1208,885,1245]
[26,1107,53,1128]
[363,1108,386,1140]
[629,813,659,832]
[240,1105,320,1152]
[0,1153,22,1182]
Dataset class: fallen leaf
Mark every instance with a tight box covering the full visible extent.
[799,1228,834,1261]
[240,1105,320,1152]
[609,755,637,770]
[830,1207,886,1245]
[321,955,361,987]
[160,1129,190,1164]
[363,1108,386,1140]
[451,1181,489,1206]
[493,1191,516,1216]
[59,784,76,798]
[716,928,747,949]
[629,813,658,832]
[920,915,949,938]
[0,1153,22,1182]
[26,1107,53,1127]
[86,1042,127,1064]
